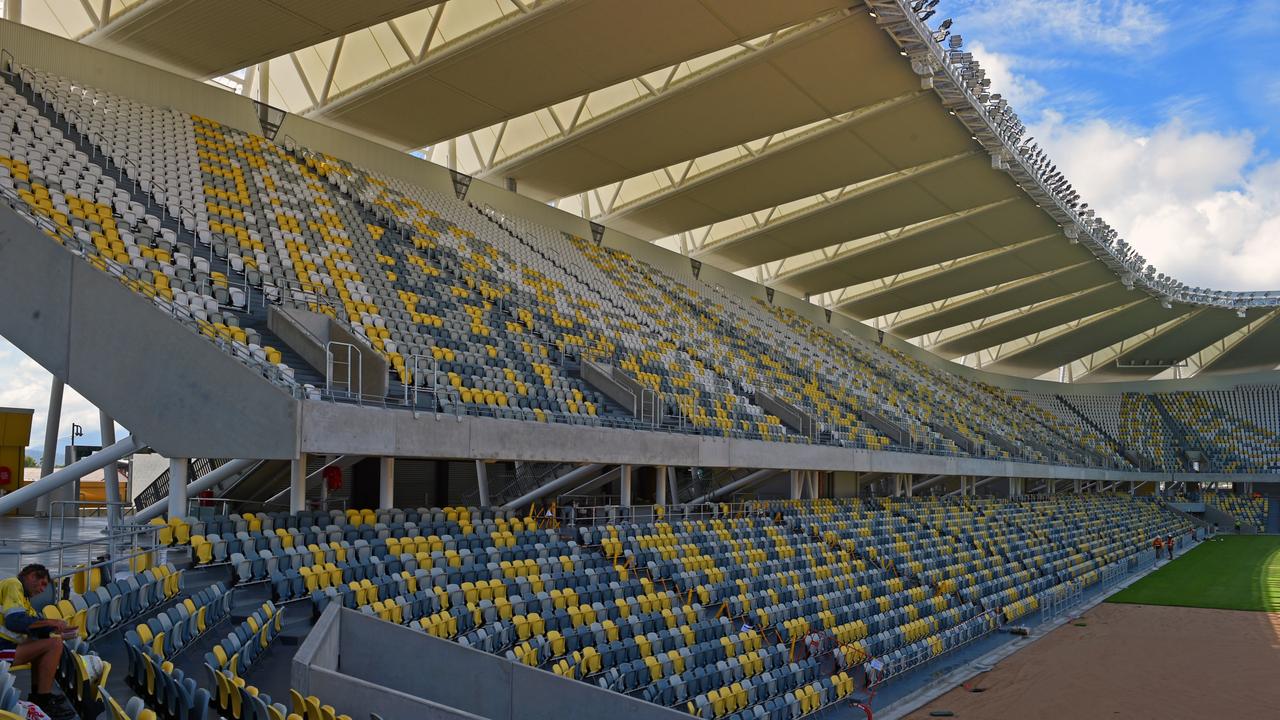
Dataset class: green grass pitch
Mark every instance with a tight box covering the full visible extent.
[1107,535,1280,612]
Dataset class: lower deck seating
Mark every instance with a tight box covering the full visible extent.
[151,496,1192,719]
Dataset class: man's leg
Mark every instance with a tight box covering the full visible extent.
[14,637,63,693]
[12,637,76,720]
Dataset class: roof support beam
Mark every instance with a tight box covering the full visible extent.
[695,151,977,261]
[766,197,1019,290]
[480,10,854,182]
[597,90,930,227]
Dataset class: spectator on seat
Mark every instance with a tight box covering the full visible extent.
[1,564,78,720]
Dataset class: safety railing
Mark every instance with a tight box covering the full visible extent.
[0,523,166,602]
[325,341,362,401]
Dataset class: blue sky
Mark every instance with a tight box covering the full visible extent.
[946,1,1280,143]
[938,0,1280,292]
[4,0,1280,455]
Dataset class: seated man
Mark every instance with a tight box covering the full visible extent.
[1,564,78,720]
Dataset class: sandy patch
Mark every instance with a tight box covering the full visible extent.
[905,603,1280,720]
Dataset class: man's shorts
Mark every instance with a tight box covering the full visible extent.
[0,638,17,662]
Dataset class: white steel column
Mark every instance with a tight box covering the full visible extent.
[475,460,490,507]
[620,465,633,507]
[379,457,395,509]
[167,458,188,520]
[667,466,679,506]
[655,466,667,505]
[290,454,307,513]
[99,411,121,526]
[4,0,20,22]
[807,471,818,499]
[36,378,64,515]
[789,470,802,500]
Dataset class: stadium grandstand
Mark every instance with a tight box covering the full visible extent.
[0,2,1276,719]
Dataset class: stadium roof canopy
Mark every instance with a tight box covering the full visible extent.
[17,0,1280,381]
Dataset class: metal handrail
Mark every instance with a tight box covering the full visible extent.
[325,341,362,402]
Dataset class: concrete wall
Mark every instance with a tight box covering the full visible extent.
[269,306,328,376]
[298,401,1280,484]
[295,607,682,720]
[0,207,299,459]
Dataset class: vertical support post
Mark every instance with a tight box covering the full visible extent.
[167,458,188,520]
[620,464,633,508]
[4,0,21,22]
[667,466,679,506]
[475,460,490,507]
[99,411,120,527]
[806,471,818,500]
[256,62,270,105]
[789,470,802,500]
[36,378,65,515]
[905,475,914,498]
[1074,478,1082,494]
[290,454,307,513]
[379,457,395,510]
[655,466,667,506]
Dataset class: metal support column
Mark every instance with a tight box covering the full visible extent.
[167,458,188,520]
[99,411,120,527]
[379,457,395,510]
[475,460,490,507]
[790,470,802,500]
[667,466,679,506]
[806,471,818,500]
[36,378,64,515]
[290,454,307,513]
[655,466,667,506]
[620,465,633,508]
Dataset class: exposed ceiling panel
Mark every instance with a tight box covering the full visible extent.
[480,10,919,200]
[314,0,848,148]
[933,283,1136,357]
[696,152,1012,271]
[85,0,444,77]
[600,90,972,239]
[987,300,1196,377]
[1079,309,1255,381]
[772,199,1057,296]
[1198,311,1280,376]
[891,263,1113,339]
[838,235,1089,319]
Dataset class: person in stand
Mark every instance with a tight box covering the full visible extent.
[1235,519,1242,534]
[1153,535,1163,559]
[1165,534,1175,560]
[1,564,78,720]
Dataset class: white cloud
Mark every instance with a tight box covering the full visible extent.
[954,0,1169,54]
[968,42,1047,110]
[1031,113,1280,290]
[0,337,125,457]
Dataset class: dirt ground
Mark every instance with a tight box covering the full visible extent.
[905,603,1280,720]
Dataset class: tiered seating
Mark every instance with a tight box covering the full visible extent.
[124,582,230,668]
[203,602,286,720]
[1161,392,1280,472]
[40,562,178,640]
[6,61,1280,471]
[1203,491,1269,529]
[1118,393,1179,470]
[0,71,299,390]
[152,496,1191,718]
